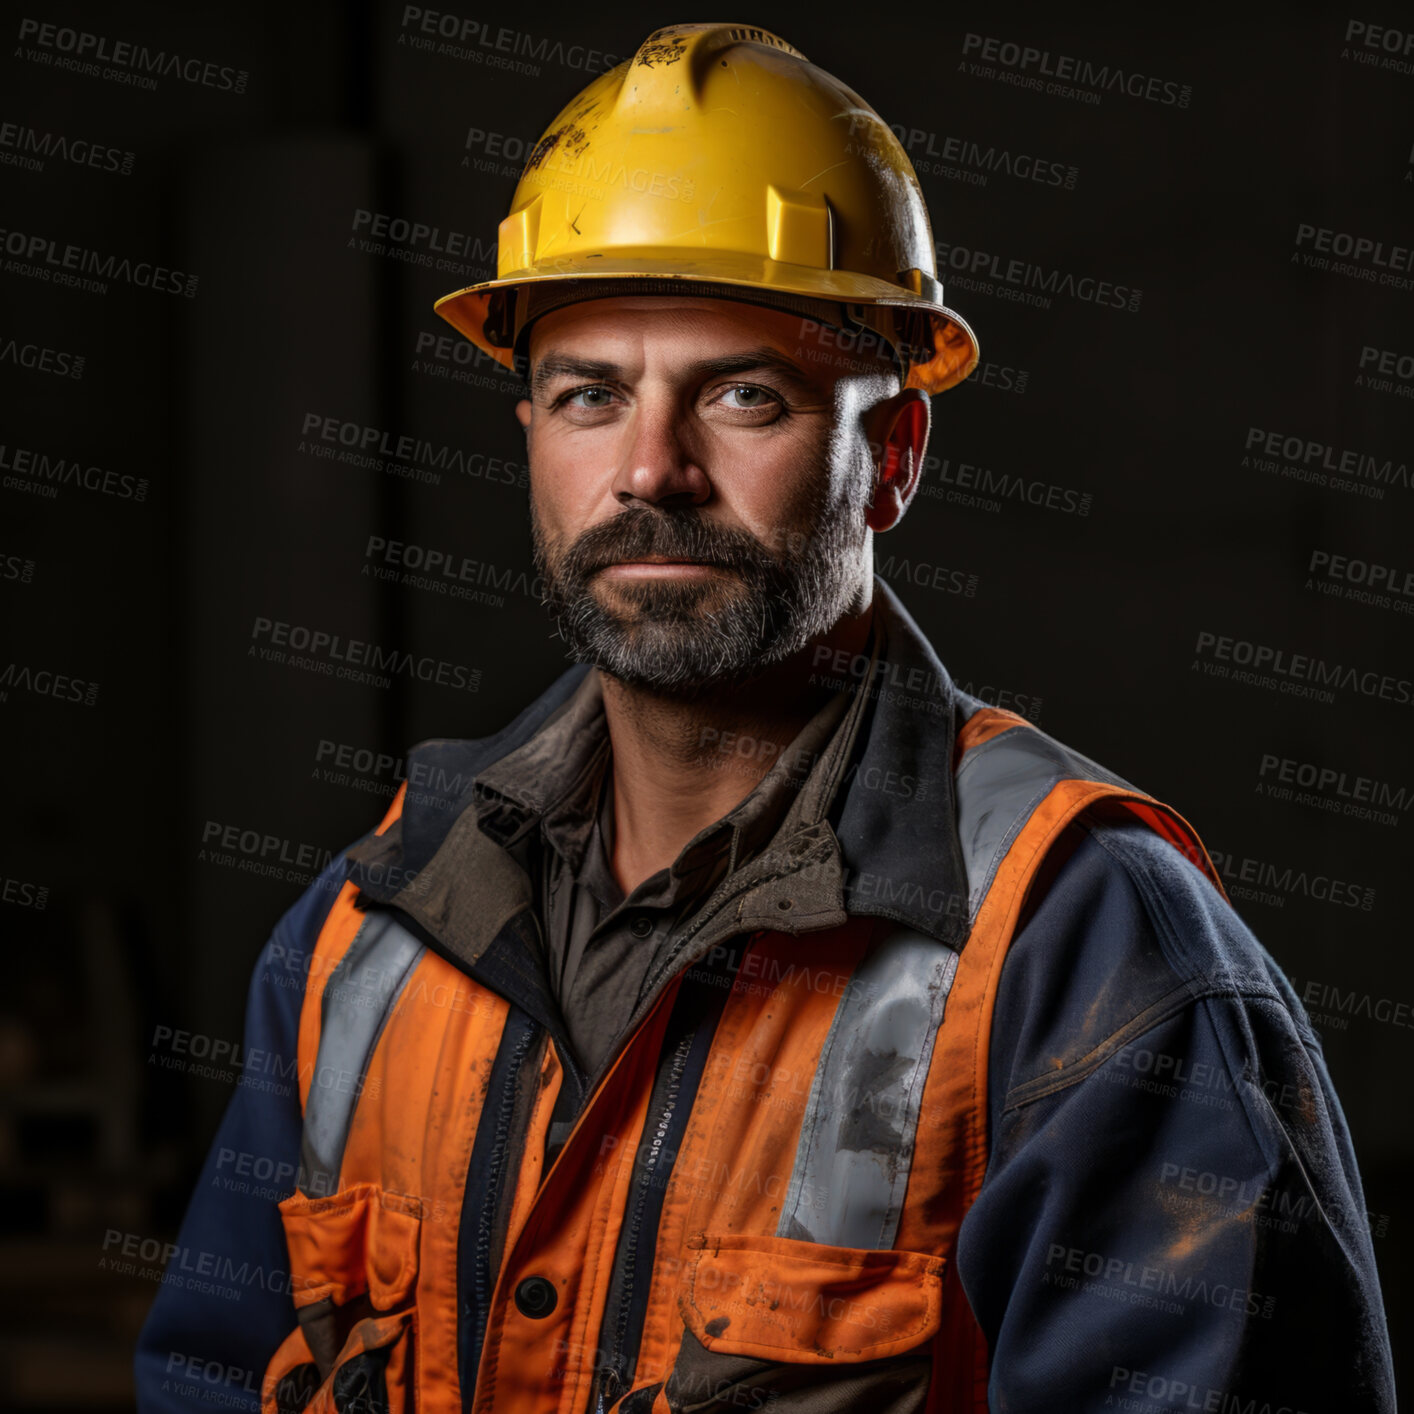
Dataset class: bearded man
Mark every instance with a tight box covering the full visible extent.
[136,23,1394,1414]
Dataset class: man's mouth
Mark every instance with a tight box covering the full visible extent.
[597,557,725,577]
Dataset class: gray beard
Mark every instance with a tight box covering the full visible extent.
[531,500,866,694]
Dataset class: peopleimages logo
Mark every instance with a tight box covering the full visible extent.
[1257,753,1410,827]
[1340,19,1414,76]
[0,227,198,297]
[249,617,482,693]
[955,361,1030,396]
[1043,1241,1276,1319]
[199,822,336,876]
[1307,548,1414,616]
[15,19,249,92]
[1295,224,1413,272]
[1207,847,1376,912]
[0,662,99,707]
[1292,224,1414,292]
[397,6,624,77]
[934,240,1141,312]
[0,441,148,503]
[1356,344,1414,399]
[875,553,979,598]
[0,337,84,378]
[364,535,544,607]
[348,208,495,278]
[845,114,1078,191]
[411,330,522,394]
[1,554,37,583]
[299,414,528,491]
[0,120,135,176]
[1242,426,1410,500]
[1192,629,1413,708]
[1292,977,1414,1038]
[913,453,1092,517]
[2,876,49,910]
[960,32,1192,108]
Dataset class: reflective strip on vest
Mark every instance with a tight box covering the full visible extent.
[298,911,426,1197]
[774,719,1142,1250]
[777,930,960,1250]
[955,722,1135,921]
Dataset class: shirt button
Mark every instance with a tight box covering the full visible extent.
[629,914,654,939]
[514,1275,558,1318]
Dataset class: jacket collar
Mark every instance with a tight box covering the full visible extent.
[346,575,971,958]
[824,575,971,945]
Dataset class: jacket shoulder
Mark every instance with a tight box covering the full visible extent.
[989,811,1310,1112]
[1082,814,1292,997]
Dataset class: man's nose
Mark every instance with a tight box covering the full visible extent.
[610,399,711,507]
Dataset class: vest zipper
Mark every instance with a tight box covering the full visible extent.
[476,991,686,1414]
[589,1027,696,1412]
[466,1012,542,1395]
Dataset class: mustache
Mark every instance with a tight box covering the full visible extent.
[558,508,778,580]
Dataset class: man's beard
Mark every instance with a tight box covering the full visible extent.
[531,496,866,694]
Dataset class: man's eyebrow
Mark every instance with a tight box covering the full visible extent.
[530,355,623,397]
[689,348,815,385]
[529,346,817,398]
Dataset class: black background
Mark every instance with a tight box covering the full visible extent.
[2,3,1410,1404]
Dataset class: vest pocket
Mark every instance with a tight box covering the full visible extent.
[655,1232,946,1414]
[261,1326,321,1414]
[679,1231,946,1363]
[261,1183,422,1413]
[262,1311,415,1414]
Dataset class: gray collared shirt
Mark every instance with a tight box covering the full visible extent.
[472,629,881,1078]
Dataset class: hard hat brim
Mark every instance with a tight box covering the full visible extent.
[433,255,980,395]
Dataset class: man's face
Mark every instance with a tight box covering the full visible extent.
[516,295,918,695]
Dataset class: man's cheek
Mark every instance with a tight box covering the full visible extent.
[710,429,834,536]
[528,457,610,544]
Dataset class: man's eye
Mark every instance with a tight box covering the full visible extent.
[563,386,617,409]
[718,385,778,410]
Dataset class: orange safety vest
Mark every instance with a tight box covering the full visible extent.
[259,704,1223,1414]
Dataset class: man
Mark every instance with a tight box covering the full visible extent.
[136,23,1395,1414]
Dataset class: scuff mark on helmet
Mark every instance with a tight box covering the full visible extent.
[637,35,688,67]
[524,122,591,171]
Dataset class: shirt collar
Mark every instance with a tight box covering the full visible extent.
[472,637,866,889]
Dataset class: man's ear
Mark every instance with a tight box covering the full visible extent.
[867,389,930,533]
[515,398,532,430]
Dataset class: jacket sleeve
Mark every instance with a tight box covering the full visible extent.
[132,859,346,1413]
[955,817,1396,1414]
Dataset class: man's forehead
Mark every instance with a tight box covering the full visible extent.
[525,294,897,382]
[530,295,816,344]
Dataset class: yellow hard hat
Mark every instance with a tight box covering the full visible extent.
[434,23,980,394]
